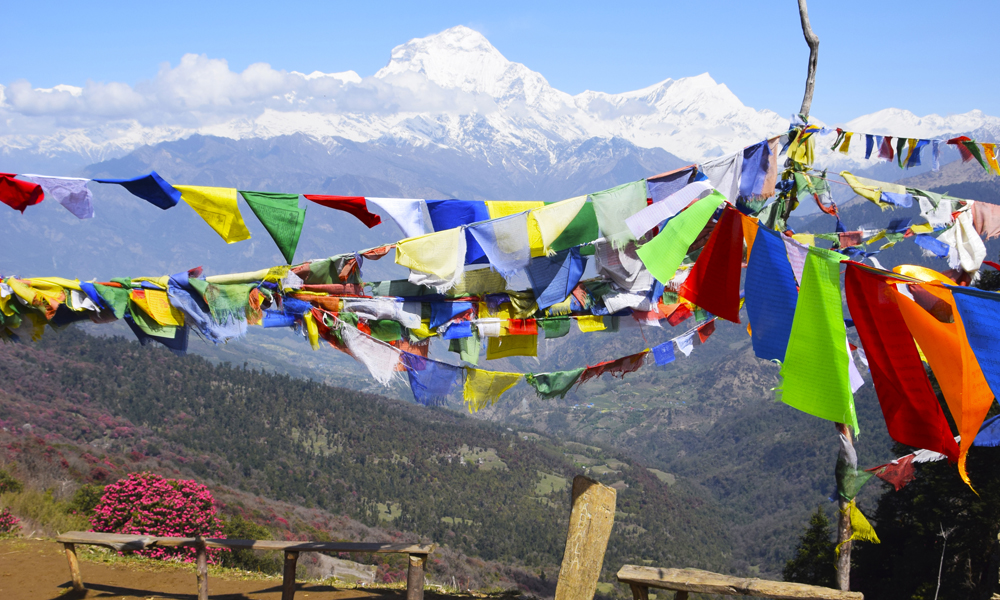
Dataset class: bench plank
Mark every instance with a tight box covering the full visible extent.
[617,566,863,600]
[56,532,434,554]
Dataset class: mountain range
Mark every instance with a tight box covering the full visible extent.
[2,25,998,177]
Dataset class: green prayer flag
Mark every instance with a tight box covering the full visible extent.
[962,141,990,172]
[369,319,403,342]
[836,455,874,501]
[93,283,129,319]
[538,317,571,339]
[896,138,907,167]
[756,199,787,232]
[777,247,859,434]
[129,300,178,339]
[550,202,599,253]
[188,279,254,323]
[239,191,306,264]
[369,279,435,297]
[589,180,649,249]
[448,334,480,365]
[526,367,585,400]
[635,191,726,284]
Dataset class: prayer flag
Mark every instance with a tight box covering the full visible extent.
[303,195,381,228]
[463,369,521,412]
[401,352,462,406]
[777,247,858,434]
[652,341,675,366]
[93,171,180,210]
[647,165,697,202]
[526,248,587,310]
[395,227,467,293]
[426,199,491,264]
[590,180,649,249]
[679,206,743,323]
[526,368,585,400]
[486,334,537,359]
[174,185,251,243]
[239,191,306,264]
[636,191,727,284]
[367,198,432,238]
[0,173,44,213]
[529,195,587,255]
[844,263,959,462]
[23,175,93,218]
[468,212,532,277]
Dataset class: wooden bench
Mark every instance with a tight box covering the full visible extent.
[617,565,863,600]
[56,531,435,600]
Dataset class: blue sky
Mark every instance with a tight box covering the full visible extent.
[2,0,997,124]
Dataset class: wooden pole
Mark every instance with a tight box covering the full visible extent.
[835,423,853,592]
[63,542,84,592]
[797,0,820,119]
[406,553,427,600]
[282,550,299,600]
[195,536,209,600]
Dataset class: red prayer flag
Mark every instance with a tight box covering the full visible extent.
[507,318,538,335]
[844,263,959,462]
[577,350,648,387]
[665,304,693,326]
[697,320,716,343]
[0,173,44,213]
[865,454,917,491]
[679,205,743,323]
[304,195,382,228]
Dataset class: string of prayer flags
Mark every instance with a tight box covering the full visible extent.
[239,191,306,264]
[636,191,727,284]
[948,136,990,171]
[844,263,959,462]
[590,180,649,249]
[367,197,432,238]
[395,227,468,293]
[93,171,180,210]
[0,173,45,213]
[526,367,585,400]
[303,195,382,228]
[892,282,993,488]
[174,185,251,243]
[463,368,521,413]
[23,175,93,219]
[679,206,743,323]
[777,247,859,434]
[468,212,532,278]
[401,352,462,406]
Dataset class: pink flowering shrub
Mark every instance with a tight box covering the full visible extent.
[90,472,225,562]
[0,507,20,535]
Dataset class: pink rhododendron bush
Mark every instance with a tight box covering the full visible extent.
[91,472,224,561]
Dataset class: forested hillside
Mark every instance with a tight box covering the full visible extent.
[0,326,735,591]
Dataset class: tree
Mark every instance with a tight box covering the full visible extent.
[783,506,837,588]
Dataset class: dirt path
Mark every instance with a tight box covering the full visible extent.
[0,539,470,600]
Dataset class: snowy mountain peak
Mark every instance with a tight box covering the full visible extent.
[845,108,1000,140]
[375,25,553,104]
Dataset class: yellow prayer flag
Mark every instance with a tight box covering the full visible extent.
[175,185,252,244]
[144,289,185,326]
[395,227,465,284]
[303,311,320,350]
[909,223,934,234]
[487,335,537,359]
[838,132,853,155]
[27,277,81,292]
[485,200,544,219]
[983,143,1000,176]
[531,195,587,254]
[463,368,522,413]
[791,233,815,246]
[576,315,606,333]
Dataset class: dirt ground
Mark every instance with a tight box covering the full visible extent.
[0,538,482,600]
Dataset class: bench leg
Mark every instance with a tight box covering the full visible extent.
[675,591,689,600]
[195,539,209,600]
[282,550,299,600]
[407,553,426,600]
[628,583,648,600]
[63,543,84,592]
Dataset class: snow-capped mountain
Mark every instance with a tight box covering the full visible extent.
[0,26,788,171]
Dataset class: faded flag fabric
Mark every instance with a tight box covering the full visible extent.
[24,175,93,219]
[590,180,649,249]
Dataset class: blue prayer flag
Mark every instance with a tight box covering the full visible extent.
[93,171,181,210]
[744,227,798,362]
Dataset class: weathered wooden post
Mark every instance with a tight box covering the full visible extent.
[835,424,853,591]
[554,475,617,600]
[195,535,209,600]
[282,550,299,600]
[407,553,427,600]
[63,542,84,592]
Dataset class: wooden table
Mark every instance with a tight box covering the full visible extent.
[57,531,435,600]
[617,565,863,600]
